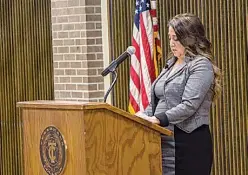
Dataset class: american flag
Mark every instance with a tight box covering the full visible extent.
[129,0,162,114]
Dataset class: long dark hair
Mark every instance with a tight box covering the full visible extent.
[168,13,221,100]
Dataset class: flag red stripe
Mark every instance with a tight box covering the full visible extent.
[150,9,156,17]
[129,93,140,112]
[140,14,156,82]
[130,65,140,90]
[153,25,159,31]
[132,38,140,62]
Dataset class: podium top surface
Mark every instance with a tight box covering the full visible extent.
[17,100,173,136]
[17,100,100,109]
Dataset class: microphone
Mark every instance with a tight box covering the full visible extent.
[101,46,136,76]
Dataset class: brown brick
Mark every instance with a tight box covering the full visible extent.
[58,47,69,53]
[52,32,58,39]
[54,91,60,98]
[59,9,69,16]
[77,69,97,75]
[52,24,62,31]
[94,7,101,13]
[81,31,86,37]
[58,32,69,38]
[52,9,68,16]
[88,84,98,90]
[53,55,64,61]
[96,53,103,59]
[51,9,59,16]
[64,39,75,46]
[71,62,82,68]
[63,24,75,30]
[96,23,102,29]
[86,23,95,29]
[68,0,80,7]
[57,16,69,23]
[75,39,86,45]
[77,84,88,90]
[74,7,86,14]
[54,77,59,83]
[76,69,87,75]
[86,31,102,37]
[95,38,102,44]
[59,77,71,83]
[72,92,83,98]
[69,31,81,38]
[60,91,71,98]
[85,7,95,13]
[53,47,58,54]
[80,15,86,22]
[70,46,81,53]
[85,0,101,6]
[75,23,86,30]
[87,46,102,53]
[66,84,77,90]
[64,54,76,60]
[54,69,64,75]
[59,61,70,68]
[83,76,103,83]
[98,83,104,90]
[87,39,96,45]
[68,15,80,22]
[55,1,68,8]
[81,46,88,53]
[97,68,103,74]
[75,54,86,60]
[51,2,56,8]
[53,39,63,46]
[52,17,56,23]
[81,62,88,68]
[87,61,103,68]
[87,69,98,75]
[71,77,83,83]
[82,61,88,68]
[75,53,95,60]
[53,62,59,68]
[84,91,104,98]
[55,84,66,90]
[65,69,76,75]
[86,14,101,22]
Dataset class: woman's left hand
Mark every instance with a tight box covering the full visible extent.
[135,112,160,124]
[145,116,160,124]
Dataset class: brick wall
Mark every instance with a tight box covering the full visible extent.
[51,0,104,102]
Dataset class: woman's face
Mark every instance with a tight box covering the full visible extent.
[168,26,186,60]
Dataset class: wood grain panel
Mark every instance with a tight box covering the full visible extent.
[18,101,168,175]
[22,108,86,175]
[84,109,162,175]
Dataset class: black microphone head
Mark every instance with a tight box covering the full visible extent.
[101,46,136,77]
[126,46,136,55]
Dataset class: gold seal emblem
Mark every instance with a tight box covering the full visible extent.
[40,126,67,175]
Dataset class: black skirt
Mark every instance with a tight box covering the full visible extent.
[161,124,213,175]
[174,125,213,175]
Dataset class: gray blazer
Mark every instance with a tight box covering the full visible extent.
[144,55,214,133]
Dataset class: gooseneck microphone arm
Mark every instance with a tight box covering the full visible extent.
[101,46,136,103]
[103,70,118,102]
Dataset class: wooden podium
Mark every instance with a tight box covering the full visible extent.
[17,101,172,175]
